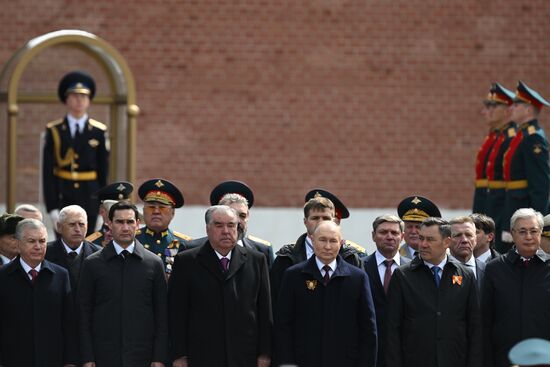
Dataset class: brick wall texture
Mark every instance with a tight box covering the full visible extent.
[1,0,549,209]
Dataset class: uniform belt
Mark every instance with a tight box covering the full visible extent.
[488,180,506,189]
[475,179,488,188]
[54,168,97,181]
[506,180,528,190]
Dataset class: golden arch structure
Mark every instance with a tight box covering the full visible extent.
[0,30,139,212]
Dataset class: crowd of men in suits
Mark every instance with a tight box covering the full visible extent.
[1,73,550,366]
[2,180,550,366]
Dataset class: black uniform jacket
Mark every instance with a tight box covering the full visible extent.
[385,256,482,367]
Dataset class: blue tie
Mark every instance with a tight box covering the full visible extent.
[432,266,441,288]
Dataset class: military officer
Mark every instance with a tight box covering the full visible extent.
[473,84,501,214]
[397,195,442,259]
[85,181,133,247]
[305,188,367,256]
[187,180,274,266]
[483,83,517,253]
[42,71,109,236]
[502,81,550,245]
[135,178,192,274]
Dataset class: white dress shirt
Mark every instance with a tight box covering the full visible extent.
[67,113,88,138]
[305,236,315,259]
[375,250,401,286]
[113,241,135,255]
[20,258,41,280]
[62,240,83,256]
[315,257,337,278]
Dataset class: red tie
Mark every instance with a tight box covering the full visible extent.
[383,259,394,294]
[29,269,38,284]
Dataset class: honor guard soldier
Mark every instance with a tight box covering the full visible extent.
[397,195,442,259]
[473,85,501,214]
[42,71,109,236]
[136,178,192,274]
[305,188,367,256]
[187,180,274,266]
[86,181,133,247]
[501,81,550,247]
[483,83,517,253]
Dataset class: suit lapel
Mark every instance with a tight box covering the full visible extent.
[226,245,247,280]
[197,242,226,282]
[301,256,325,284]
[365,254,386,300]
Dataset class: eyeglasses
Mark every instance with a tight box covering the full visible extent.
[513,229,541,237]
[143,204,172,214]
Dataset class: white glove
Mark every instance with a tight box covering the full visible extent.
[49,209,60,231]
[501,230,513,243]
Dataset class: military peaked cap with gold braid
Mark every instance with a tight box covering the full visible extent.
[138,178,184,208]
[513,80,550,110]
[58,71,96,103]
[397,196,441,222]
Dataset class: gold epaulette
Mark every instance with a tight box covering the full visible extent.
[527,125,537,135]
[173,231,193,241]
[345,239,366,254]
[46,119,64,129]
[136,228,142,235]
[88,119,107,131]
[85,231,103,242]
[508,127,516,138]
[247,234,271,246]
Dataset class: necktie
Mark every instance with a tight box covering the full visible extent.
[74,123,82,141]
[67,251,78,260]
[383,259,394,294]
[523,258,531,268]
[432,266,441,288]
[29,269,38,284]
[220,257,229,272]
[120,250,130,261]
[322,265,331,286]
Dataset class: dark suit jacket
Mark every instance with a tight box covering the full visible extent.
[0,258,76,367]
[186,233,275,267]
[363,253,410,367]
[45,238,101,295]
[385,256,482,367]
[482,249,550,367]
[168,241,272,367]
[78,240,168,366]
[270,233,362,308]
[274,255,378,367]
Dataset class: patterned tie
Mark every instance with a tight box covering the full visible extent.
[220,257,230,272]
[322,265,331,286]
[29,269,39,285]
[432,266,441,288]
[383,259,394,294]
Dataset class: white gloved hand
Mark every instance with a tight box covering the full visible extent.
[502,230,513,243]
[49,209,60,231]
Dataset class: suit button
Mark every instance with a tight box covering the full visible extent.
[74,183,80,189]
[156,240,161,244]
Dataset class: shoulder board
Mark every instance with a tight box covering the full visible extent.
[85,231,103,242]
[507,127,516,138]
[136,228,143,235]
[247,234,271,246]
[46,119,64,129]
[173,231,193,241]
[344,240,366,254]
[88,119,107,131]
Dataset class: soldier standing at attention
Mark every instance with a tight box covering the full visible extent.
[42,71,109,236]
[136,178,193,274]
[501,81,550,248]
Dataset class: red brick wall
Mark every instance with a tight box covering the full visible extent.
[1,0,549,209]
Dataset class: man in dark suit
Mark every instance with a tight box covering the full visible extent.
[270,196,363,307]
[168,205,272,367]
[42,71,109,235]
[449,216,486,293]
[0,213,24,266]
[0,218,76,367]
[363,214,410,367]
[78,201,168,367]
[482,208,550,367]
[470,213,500,262]
[45,205,101,296]
[386,217,482,367]
[186,180,274,266]
[275,220,377,367]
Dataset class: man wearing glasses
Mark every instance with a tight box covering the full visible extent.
[136,178,193,274]
[501,81,550,247]
[482,208,550,367]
